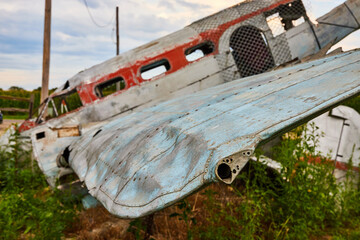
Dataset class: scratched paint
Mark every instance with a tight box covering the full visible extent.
[12,0,360,217]
[60,50,360,218]
[20,0,359,138]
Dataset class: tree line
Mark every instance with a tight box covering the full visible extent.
[0,86,55,117]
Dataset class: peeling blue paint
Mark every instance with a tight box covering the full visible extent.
[64,50,360,218]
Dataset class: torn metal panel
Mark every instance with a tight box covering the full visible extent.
[20,0,360,135]
[287,0,360,59]
[316,0,360,47]
[65,50,360,218]
[31,126,81,187]
[30,121,107,186]
[13,0,360,217]
[306,105,360,166]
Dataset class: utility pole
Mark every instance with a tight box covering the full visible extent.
[41,0,51,104]
[116,6,120,91]
[116,6,119,56]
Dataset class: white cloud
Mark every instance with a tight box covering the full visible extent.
[0,53,42,70]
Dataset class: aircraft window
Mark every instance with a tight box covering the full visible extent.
[62,81,70,90]
[264,0,307,36]
[36,131,45,140]
[140,59,170,80]
[95,77,126,98]
[185,42,214,62]
[45,90,83,120]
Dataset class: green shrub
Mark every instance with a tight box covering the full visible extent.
[342,96,360,114]
[193,123,360,239]
[0,127,80,240]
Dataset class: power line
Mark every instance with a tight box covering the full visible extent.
[82,0,115,28]
[111,27,117,45]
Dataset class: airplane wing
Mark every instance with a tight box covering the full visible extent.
[62,50,360,218]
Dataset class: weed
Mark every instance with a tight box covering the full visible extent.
[194,122,360,239]
[2,119,360,239]
[0,126,80,240]
[342,96,360,114]
[170,199,197,239]
[128,215,156,240]
[128,218,147,240]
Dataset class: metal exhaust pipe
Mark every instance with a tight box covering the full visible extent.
[215,150,253,184]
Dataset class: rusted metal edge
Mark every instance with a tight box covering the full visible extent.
[61,50,360,218]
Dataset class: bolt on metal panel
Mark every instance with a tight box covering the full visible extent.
[64,50,360,218]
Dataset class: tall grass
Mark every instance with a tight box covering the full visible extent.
[0,127,80,240]
[1,121,360,239]
[189,124,360,239]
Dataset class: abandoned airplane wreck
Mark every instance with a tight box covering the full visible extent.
[11,0,360,218]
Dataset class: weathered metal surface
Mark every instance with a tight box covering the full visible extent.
[32,133,80,186]
[62,50,360,218]
[13,0,360,217]
[22,0,360,134]
[30,122,102,186]
[287,0,360,59]
[306,105,360,167]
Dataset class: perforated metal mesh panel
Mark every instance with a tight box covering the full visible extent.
[230,25,276,77]
[189,0,311,81]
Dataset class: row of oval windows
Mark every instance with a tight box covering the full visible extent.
[95,41,215,98]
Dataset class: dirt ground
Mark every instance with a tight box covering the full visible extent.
[64,182,239,240]
[0,119,23,136]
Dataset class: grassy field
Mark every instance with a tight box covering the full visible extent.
[1,90,360,239]
[3,115,28,120]
[0,86,56,120]
[1,123,360,239]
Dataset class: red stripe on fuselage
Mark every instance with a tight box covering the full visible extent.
[22,0,293,133]
[78,0,293,105]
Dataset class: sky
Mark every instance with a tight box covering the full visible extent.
[0,0,359,90]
